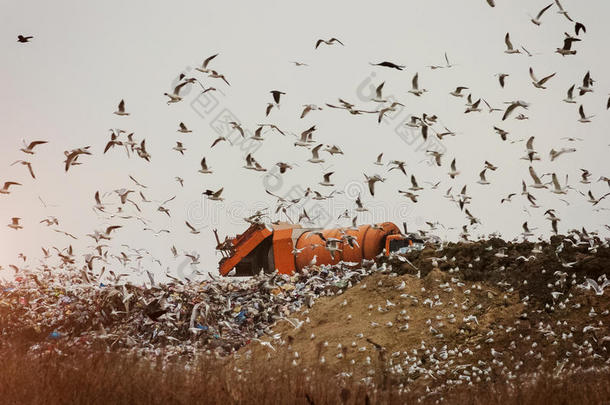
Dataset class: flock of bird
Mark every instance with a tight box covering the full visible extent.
[3,0,609,281]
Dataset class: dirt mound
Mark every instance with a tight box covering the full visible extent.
[237,237,610,397]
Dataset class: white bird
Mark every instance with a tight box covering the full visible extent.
[185,221,201,234]
[408,73,426,96]
[113,99,130,116]
[7,217,22,230]
[173,142,187,155]
[563,85,577,103]
[374,153,384,166]
[409,175,424,191]
[205,187,224,201]
[319,172,335,187]
[308,144,325,164]
[529,166,548,189]
[550,173,568,194]
[177,122,192,133]
[0,181,21,195]
[450,86,468,97]
[504,33,521,54]
[530,3,554,25]
[198,157,213,174]
[355,194,368,212]
[554,0,574,21]
[364,174,385,196]
[584,278,610,295]
[448,159,460,179]
[20,140,48,155]
[529,67,556,89]
[578,105,594,123]
[195,53,219,73]
[477,169,490,185]
[164,81,190,104]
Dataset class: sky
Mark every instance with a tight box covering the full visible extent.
[1,0,609,279]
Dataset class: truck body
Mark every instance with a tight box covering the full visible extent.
[215,222,422,276]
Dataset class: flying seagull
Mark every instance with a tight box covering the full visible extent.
[369,61,405,70]
[315,38,344,48]
[17,35,33,43]
[529,67,556,89]
[113,99,130,116]
[530,3,554,25]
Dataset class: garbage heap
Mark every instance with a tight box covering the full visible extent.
[0,260,378,357]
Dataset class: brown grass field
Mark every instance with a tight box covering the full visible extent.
[1,343,610,405]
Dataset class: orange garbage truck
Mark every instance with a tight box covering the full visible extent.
[215,222,423,276]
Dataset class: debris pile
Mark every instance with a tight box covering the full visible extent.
[0,260,378,357]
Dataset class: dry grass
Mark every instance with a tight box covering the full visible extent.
[1,343,609,405]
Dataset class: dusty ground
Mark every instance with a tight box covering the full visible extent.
[236,235,610,398]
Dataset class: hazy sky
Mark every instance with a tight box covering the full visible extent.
[1,0,609,278]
